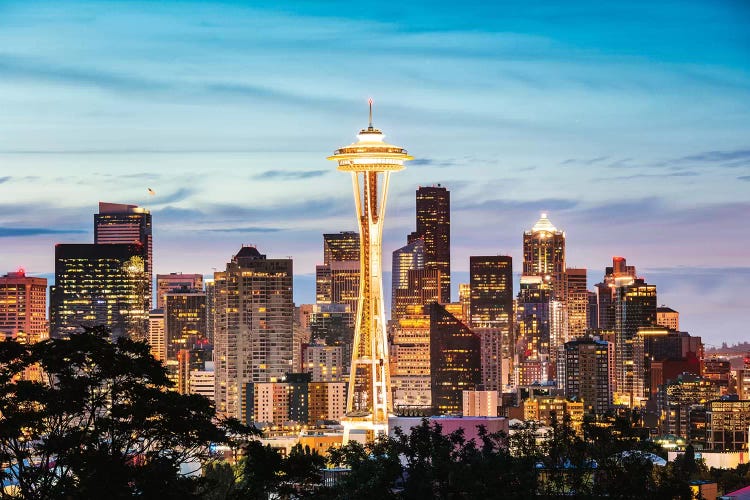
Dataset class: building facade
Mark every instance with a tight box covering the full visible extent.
[0,270,47,343]
[408,185,450,303]
[50,243,149,339]
[214,246,294,421]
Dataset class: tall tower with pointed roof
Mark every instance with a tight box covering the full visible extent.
[328,102,412,442]
[522,213,566,300]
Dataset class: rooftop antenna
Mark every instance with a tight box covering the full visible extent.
[368,98,373,129]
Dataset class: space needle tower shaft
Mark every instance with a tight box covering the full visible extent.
[328,101,412,442]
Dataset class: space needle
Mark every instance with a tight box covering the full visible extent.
[328,101,413,442]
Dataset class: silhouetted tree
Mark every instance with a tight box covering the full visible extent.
[0,326,224,499]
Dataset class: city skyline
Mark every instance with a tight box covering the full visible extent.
[1,1,749,345]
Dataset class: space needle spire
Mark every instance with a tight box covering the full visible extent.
[328,101,413,442]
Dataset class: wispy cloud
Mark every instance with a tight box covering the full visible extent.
[409,158,456,168]
[253,169,329,180]
[205,226,283,233]
[676,148,750,164]
[737,175,750,181]
[0,227,86,237]
[0,176,11,184]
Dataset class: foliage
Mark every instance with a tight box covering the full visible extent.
[0,326,224,499]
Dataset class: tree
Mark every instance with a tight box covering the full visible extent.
[0,326,224,499]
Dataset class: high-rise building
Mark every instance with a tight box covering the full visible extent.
[587,291,598,330]
[214,246,293,422]
[703,358,732,395]
[516,275,551,384]
[561,337,612,415]
[94,202,152,311]
[302,342,344,382]
[50,243,149,339]
[565,268,588,339]
[156,273,203,309]
[706,400,750,451]
[148,309,166,361]
[656,306,680,331]
[391,239,426,315]
[0,270,47,343]
[164,289,208,393]
[391,268,441,322]
[328,104,411,441]
[390,305,431,409]
[430,303,481,415]
[596,257,637,330]
[308,381,347,423]
[315,232,360,314]
[205,278,216,344]
[469,256,513,391]
[522,213,565,300]
[660,374,720,439]
[409,185,450,303]
[633,326,702,402]
[614,277,657,400]
[189,362,215,402]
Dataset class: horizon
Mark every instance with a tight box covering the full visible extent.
[1,0,749,345]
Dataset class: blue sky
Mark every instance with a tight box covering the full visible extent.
[0,0,749,344]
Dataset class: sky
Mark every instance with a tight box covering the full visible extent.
[0,0,749,345]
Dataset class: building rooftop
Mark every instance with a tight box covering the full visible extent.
[530,213,558,233]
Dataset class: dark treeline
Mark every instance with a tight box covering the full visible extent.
[1,327,748,499]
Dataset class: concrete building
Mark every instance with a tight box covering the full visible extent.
[656,306,679,331]
[463,390,499,417]
[214,246,293,422]
[156,273,204,309]
[561,337,612,415]
[0,270,47,343]
[408,185,451,303]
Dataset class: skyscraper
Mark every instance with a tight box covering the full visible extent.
[94,202,152,310]
[328,103,412,441]
[596,256,637,330]
[565,268,588,339]
[316,232,360,306]
[656,306,680,331]
[50,243,148,339]
[522,213,565,300]
[409,185,450,303]
[164,288,208,393]
[391,268,441,322]
[0,270,47,343]
[516,275,551,384]
[390,305,432,409]
[156,273,204,309]
[214,246,294,422]
[430,303,481,415]
[391,239,425,315]
[469,256,513,390]
[614,277,657,401]
[562,337,612,415]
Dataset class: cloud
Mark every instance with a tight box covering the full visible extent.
[0,176,11,184]
[676,148,750,164]
[593,170,699,181]
[0,53,171,94]
[409,158,456,168]
[149,187,195,204]
[459,197,579,212]
[738,175,750,181]
[560,156,609,166]
[205,226,283,233]
[253,169,329,180]
[0,227,86,237]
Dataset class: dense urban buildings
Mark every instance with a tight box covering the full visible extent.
[156,272,204,309]
[522,213,566,300]
[561,337,612,415]
[315,231,360,314]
